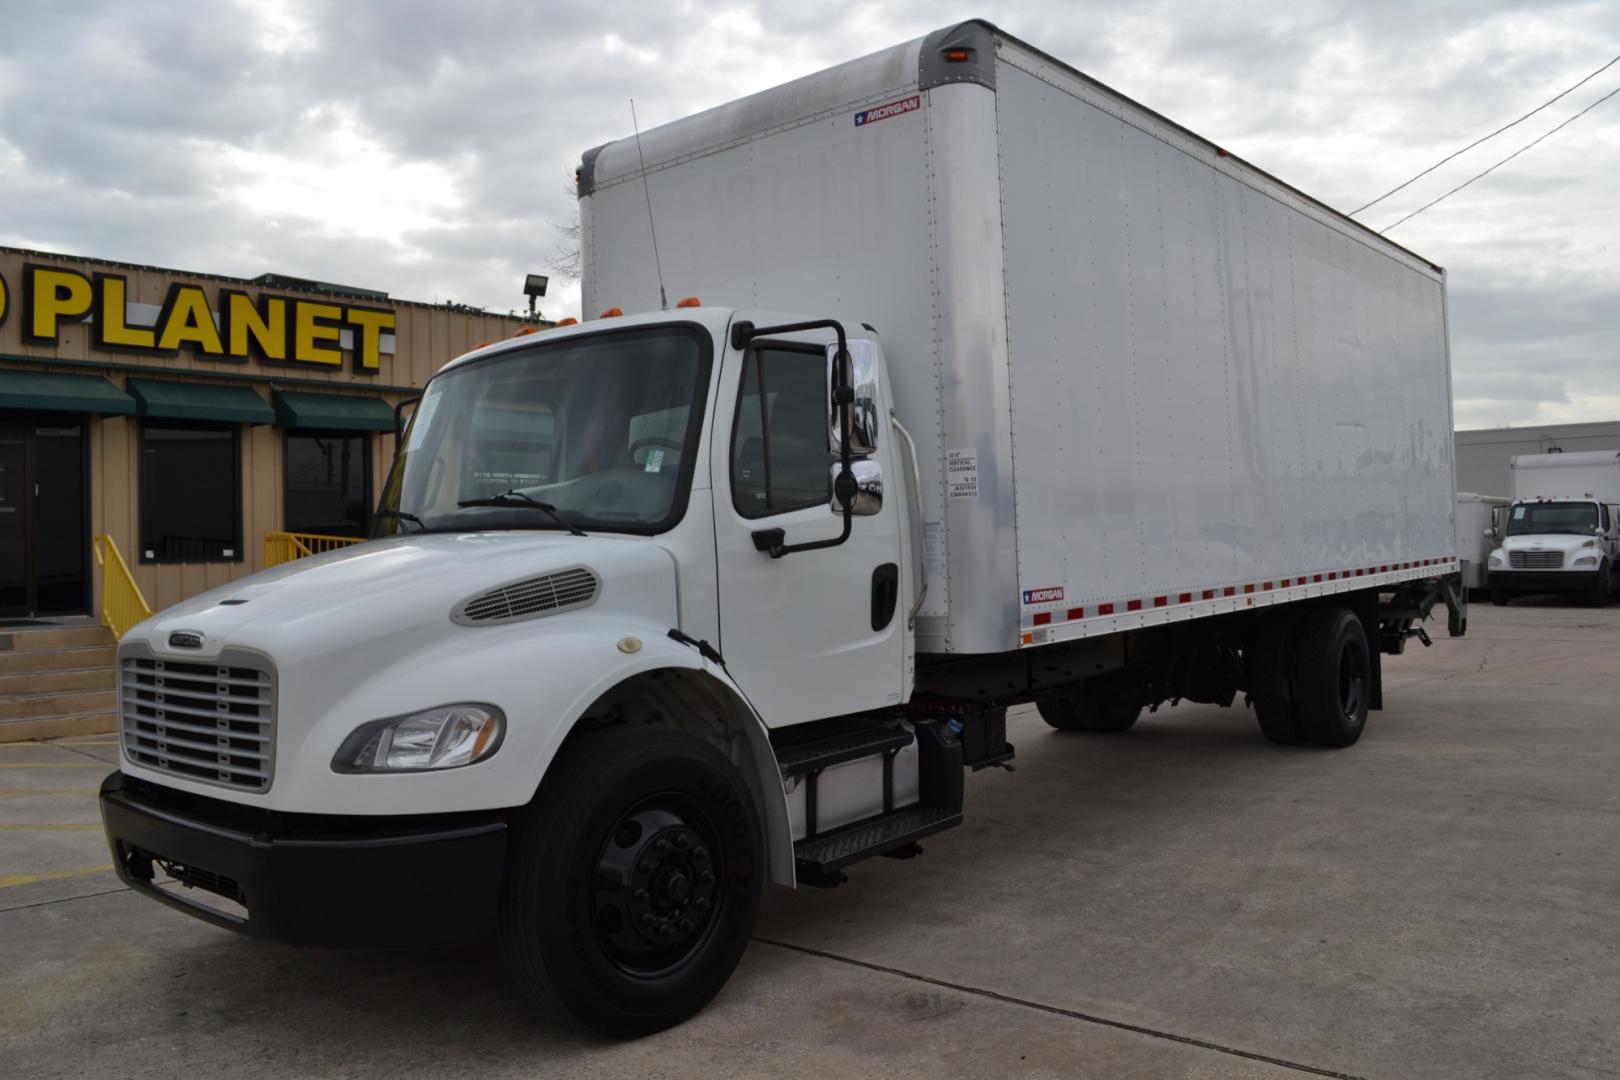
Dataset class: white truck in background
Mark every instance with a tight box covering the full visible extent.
[101,20,1466,1037]
[1488,450,1620,606]
[1456,493,1510,594]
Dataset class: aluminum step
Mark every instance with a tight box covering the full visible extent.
[794,804,961,874]
[775,721,912,777]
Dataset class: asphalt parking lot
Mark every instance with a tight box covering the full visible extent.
[3,600,1618,1079]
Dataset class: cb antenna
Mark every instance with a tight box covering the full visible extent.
[630,98,668,311]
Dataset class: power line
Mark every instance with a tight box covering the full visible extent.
[1380,81,1620,233]
[1350,53,1620,216]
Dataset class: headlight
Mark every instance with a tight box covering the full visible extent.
[1573,555,1598,567]
[1488,551,1505,567]
[333,704,505,773]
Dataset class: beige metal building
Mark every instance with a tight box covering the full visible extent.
[1455,420,1620,498]
[0,245,542,622]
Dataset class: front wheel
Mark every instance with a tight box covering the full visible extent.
[1585,564,1610,608]
[499,725,764,1037]
[1490,587,1509,607]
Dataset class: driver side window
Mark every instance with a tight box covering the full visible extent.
[731,347,829,518]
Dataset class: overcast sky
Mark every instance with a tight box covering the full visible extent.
[2,1,1615,429]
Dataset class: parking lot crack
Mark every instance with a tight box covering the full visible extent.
[753,936,1375,1080]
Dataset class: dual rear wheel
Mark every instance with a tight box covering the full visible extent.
[1250,607,1370,748]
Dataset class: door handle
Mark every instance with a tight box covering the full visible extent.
[871,563,899,631]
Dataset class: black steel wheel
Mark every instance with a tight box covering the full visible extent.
[1248,610,1307,745]
[499,725,763,1037]
[1038,679,1141,734]
[1293,608,1371,749]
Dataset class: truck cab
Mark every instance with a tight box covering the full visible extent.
[1488,497,1618,606]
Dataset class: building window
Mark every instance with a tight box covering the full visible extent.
[284,431,372,538]
[140,422,242,563]
[730,346,830,518]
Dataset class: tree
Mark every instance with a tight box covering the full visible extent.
[545,177,581,283]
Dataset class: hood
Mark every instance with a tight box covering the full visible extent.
[127,531,679,668]
[1501,534,1599,555]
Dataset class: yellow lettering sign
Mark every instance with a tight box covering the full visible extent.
[24,265,93,343]
[94,274,156,350]
[292,302,344,366]
[344,306,395,372]
[222,291,286,362]
[156,284,225,355]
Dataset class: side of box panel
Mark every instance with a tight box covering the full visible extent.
[993,45,1457,645]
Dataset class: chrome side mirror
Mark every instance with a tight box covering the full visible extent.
[827,339,880,456]
[830,459,882,516]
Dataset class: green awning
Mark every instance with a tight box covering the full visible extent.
[272,390,397,432]
[128,379,275,425]
[0,370,135,415]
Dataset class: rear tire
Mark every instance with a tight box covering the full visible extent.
[1248,611,1307,745]
[1038,681,1141,733]
[1293,608,1371,749]
[499,725,764,1037]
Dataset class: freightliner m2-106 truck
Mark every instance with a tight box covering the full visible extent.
[1488,450,1620,605]
[101,21,1466,1036]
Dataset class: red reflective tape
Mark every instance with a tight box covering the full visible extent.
[1178,592,1192,604]
[1327,572,1336,580]
[1098,602,1115,615]
[1127,599,1143,612]
[1068,607,1085,620]
[1033,612,1051,626]
[1243,584,1255,594]
[1313,574,1322,583]
[1280,578,1290,587]
[1263,581,1273,590]
[1153,596,1168,608]
[1223,586,1236,597]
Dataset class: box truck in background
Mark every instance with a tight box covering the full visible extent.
[102,19,1465,1037]
[1488,450,1620,605]
[1457,493,1510,594]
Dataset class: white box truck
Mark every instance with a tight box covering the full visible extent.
[1487,450,1620,605]
[101,20,1465,1036]
[1456,492,1510,593]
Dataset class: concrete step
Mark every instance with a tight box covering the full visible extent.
[0,646,116,676]
[0,690,116,722]
[0,711,116,743]
[0,667,115,696]
[0,625,114,652]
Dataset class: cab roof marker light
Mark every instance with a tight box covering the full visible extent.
[676,296,702,308]
[945,48,972,62]
[599,307,624,318]
[513,326,539,337]
[556,317,579,326]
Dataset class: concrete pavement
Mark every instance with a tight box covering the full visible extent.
[3,600,1617,1078]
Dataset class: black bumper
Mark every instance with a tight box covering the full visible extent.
[100,772,508,947]
[1488,570,1599,594]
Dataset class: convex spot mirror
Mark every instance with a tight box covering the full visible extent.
[827,339,880,457]
[830,458,882,516]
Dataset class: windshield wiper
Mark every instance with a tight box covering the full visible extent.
[457,491,586,536]
[376,507,425,532]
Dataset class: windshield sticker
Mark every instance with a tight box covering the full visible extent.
[644,448,665,473]
[1512,506,1524,519]
[855,95,920,127]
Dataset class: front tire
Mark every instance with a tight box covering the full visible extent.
[499,725,764,1037]
[1585,564,1610,608]
[1490,587,1509,607]
[1293,608,1372,749]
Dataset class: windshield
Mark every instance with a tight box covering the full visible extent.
[378,326,711,536]
[1505,501,1599,536]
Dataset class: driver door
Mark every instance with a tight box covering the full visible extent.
[710,326,905,728]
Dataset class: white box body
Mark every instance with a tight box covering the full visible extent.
[581,20,1459,655]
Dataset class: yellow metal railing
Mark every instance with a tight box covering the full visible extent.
[264,530,366,568]
[92,535,153,640]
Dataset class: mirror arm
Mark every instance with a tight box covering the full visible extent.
[732,317,856,559]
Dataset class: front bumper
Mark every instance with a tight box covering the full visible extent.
[1488,570,1600,594]
[100,772,508,947]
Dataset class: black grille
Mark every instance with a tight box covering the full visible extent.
[120,656,274,792]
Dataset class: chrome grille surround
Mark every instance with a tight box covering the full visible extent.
[1509,551,1564,569]
[451,566,600,626]
[119,641,276,793]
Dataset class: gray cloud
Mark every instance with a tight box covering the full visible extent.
[1,0,1616,425]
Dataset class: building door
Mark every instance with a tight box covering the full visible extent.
[0,417,88,618]
[284,431,372,538]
